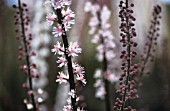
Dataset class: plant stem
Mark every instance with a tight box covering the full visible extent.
[120,0,131,110]
[18,0,37,111]
[56,9,77,111]
[139,25,156,77]
[97,11,112,111]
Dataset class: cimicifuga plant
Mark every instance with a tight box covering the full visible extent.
[113,0,139,111]
[139,5,162,79]
[30,0,52,111]
[45,0,86,111]
[84,1,119,111]
[13,0,45,111]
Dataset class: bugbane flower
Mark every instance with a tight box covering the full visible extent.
[51,41,64,55]
[56,72,69,84]
[56,56,67,67]
[76,75,86,85]
[68,89,75,98]
[46,12,57,26]
[61,0,72,6]
[52,26,63,37]
[48,0,86,110]
[68,42,82,57]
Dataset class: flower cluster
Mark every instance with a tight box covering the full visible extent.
[84,1,118,99]
[46,0,86,111]
[46,0,75,34]
[140,5,162,77]
[13,1,45,111]
[113,1,139,111]
[30,1,52,110]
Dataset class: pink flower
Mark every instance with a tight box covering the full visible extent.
[104,70,119,83]
[94,79,103,87]
[74,65,85,75]
[57,56,67,67]
[76,75,86,85]
[89,16,99,27]
[46,12,57,26]
[96,53,103,62]
[52,26,63,37]
[61,0,71,6]
[106,50,116,61]
[68,89,75,98]
[63,7,75,17]
[51,41,64,55]
[96,44,104,54]
[53,1,62,9]
[101,5,111,26]
[84,2,92,12]
[94,69,102,78]
[68,42,82,57]
[91,34,100,43]
[77,107,85,111]
[95,86,106,99]
[56,72,69,84]
[63,16,75,27]
[63,105,72,111]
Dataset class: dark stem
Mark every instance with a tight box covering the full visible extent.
[120,0,131,111]
[56,9,77,111]
[139,22,156,77]
[97,11,112,111]
[18,0,37,111]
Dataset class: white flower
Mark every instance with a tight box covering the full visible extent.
[52,26,63,37]
[88,26,96,35]
[84,2,92,12]
[76,74,86,85]
[63,16,75,26]
[46,12,57,26]
[105,70,119,83]
[106,50,116,61]
[94,79,103,87]
[63,105,72,111]
[57,56,67,67]
[51,41,64,55]
[95,86,106,99]
[74,65,85,75]
[68,42,82,57]
[96,44,104,54]
[89,16,99,27]
[94,69,102,78]
[101,5,111,25]
[53,1,62,9]
[91,34,100,43]
[56,72,69,84]
[37,97,44,103]
[62,7,75,17]
[61,0,72,6]
[37,88,44,94]
[26,103,33,110]
[96,53,103,62]
[68,89,75,98]
[77,107,85,111]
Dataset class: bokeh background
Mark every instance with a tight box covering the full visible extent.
[1,0,170,111]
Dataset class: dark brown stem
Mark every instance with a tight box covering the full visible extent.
[18,0,37,111]
[120,0,131,110]
[139,38,153,77]
[139,22,156,77]
[56,9,77,111]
